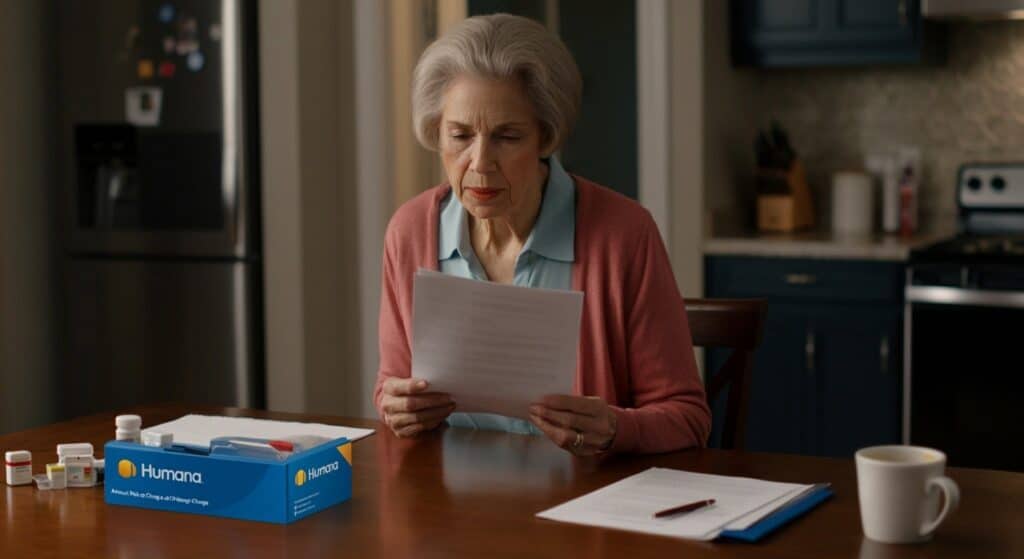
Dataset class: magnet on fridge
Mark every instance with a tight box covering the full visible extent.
[163,36,176,54]
[125,87,163,127]
[209,24,222,41]
[158,61,176,78]
[186,51,204,72]
[175,40,198,56]
[158,4,175,24]
[137,60,154,79]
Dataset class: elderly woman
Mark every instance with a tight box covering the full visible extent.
[374,14,710,455]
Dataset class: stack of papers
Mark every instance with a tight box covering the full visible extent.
[144,415,375,449]
[411,270,583,419]
[537,468,820,541]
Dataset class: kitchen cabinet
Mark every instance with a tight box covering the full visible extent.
[705,256,904,457]
[731,0,945,67]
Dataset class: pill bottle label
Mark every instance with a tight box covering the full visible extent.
[5,464,33,486]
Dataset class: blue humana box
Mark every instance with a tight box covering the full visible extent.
[104,437,352,524]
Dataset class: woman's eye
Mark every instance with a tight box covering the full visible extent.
[498,135,520,141]
[450,133,471,140]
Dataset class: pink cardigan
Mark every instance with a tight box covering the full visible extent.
[374,176,711,453]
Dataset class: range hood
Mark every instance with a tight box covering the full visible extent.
[922,0,1024,20]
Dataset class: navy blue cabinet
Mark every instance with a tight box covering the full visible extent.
[731,0,945,66]
[705,256,904,457]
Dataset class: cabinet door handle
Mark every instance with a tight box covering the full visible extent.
[880,335,890,375]
[785,273,817,286]
[805,330,816,376]
[898,0,908,26]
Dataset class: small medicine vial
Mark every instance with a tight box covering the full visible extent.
[47,463,67,490]
[5,450,32,486]
[115,415,142,443]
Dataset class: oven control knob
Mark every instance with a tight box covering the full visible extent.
[967,176,982,191]
[991,176,1006,191]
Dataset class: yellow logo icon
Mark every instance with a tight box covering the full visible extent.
[294,470,306,487]
[118,459,137,479]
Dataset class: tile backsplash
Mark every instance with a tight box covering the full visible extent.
[741,22,1024,219]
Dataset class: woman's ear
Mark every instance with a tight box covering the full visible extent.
[537,121,557,158]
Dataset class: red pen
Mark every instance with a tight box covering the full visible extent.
[653,498,716,518]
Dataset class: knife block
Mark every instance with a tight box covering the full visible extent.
[756,161,814,232]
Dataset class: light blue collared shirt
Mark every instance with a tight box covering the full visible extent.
[439,156,575,436]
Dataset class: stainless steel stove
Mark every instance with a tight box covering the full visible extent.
[905,163,1024,472]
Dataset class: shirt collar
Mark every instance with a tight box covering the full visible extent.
[438,155,576,263]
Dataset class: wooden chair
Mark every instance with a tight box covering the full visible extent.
[686,298,768,451]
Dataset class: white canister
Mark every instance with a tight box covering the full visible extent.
[832,171,875,236]
[5,450,33,486]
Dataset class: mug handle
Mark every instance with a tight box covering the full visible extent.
[920,476,960,537]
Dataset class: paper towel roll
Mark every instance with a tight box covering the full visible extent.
[832,171,874,235]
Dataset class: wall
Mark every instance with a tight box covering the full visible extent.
[0,0,58,432]
[668,1,705,299]
[705,19,1024,222]
[702,0,756,219]
[259,0,360,416]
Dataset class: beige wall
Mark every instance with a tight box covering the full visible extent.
[390,1,443,205]
[702,0,756,219]
[260,0,360,415]
[0,0,58,432]
[668,0,706,299]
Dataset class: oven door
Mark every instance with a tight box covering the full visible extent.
[905,286,1024,471]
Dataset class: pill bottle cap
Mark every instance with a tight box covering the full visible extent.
[56,442,94,458]
[115,415,142,430]
[5,450,31,463]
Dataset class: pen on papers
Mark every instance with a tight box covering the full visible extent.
[652,499,716,519]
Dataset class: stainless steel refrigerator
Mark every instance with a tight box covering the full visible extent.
[57,0,264,417]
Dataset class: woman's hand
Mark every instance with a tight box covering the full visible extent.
[529,395,617,455]
[380,378,455,437]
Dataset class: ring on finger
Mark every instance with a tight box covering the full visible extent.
[571,431,584,451]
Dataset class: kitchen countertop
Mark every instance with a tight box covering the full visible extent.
[703,229,951,261]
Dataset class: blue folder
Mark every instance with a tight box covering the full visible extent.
[718,485,834,543]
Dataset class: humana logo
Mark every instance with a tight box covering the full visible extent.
[141,463,204,485]
[300,461,339,485]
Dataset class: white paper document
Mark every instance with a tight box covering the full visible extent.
[144,414,375,449]
[536,468,810,541]
[411,270,584,419]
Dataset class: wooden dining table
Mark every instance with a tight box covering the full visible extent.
[1,403,1021,558]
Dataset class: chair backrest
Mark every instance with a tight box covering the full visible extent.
[685,298,768,451]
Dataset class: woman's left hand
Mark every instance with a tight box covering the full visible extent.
[529,395,617,455]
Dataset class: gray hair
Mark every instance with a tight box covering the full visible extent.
[411,13,582,155]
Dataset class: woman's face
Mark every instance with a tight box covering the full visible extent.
[439,75,547,222]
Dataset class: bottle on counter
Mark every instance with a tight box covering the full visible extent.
[897,147,922,237]
[865,153,900,234]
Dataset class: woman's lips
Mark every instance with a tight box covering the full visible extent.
[465,187,502,201]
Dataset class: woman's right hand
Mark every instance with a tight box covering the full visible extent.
[380,378,455,437]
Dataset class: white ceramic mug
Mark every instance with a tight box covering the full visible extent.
[855,445,960,544]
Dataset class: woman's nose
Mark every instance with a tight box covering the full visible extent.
[469,139,496,173]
